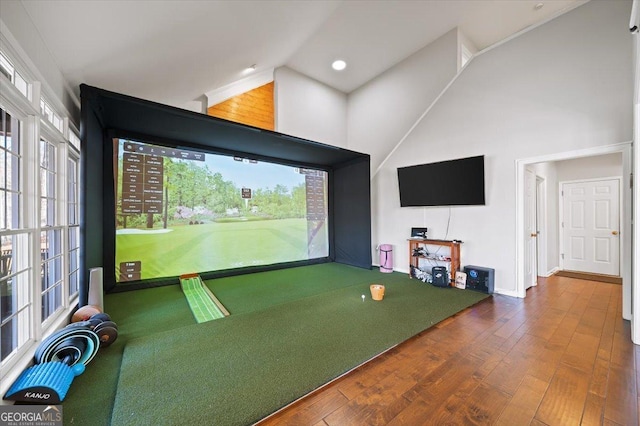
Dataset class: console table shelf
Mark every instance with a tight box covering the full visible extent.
[408,239,462,284]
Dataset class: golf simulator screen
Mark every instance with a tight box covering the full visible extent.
[113,138,329,282]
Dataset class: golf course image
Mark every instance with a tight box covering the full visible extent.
[116,218,327,280]
[114,139,331,282]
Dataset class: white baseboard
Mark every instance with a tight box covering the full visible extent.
[493,288,522,298]
[541,267,560,277]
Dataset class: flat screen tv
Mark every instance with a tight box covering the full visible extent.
[113,137,329,283]
[397,155,485,207]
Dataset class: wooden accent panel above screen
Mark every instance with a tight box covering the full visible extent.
[207,82,274,131]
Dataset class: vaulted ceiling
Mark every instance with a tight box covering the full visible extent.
[19,0,585,110]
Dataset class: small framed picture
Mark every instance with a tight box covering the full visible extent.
[455,271,467,289]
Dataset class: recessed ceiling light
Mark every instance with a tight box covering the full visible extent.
[243,64,257,75]
[534,3,544,10]
[332,60,347,71]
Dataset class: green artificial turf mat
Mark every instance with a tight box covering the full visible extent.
[111,269,488,425]
[59,264,488,425]
[61,263,364,425]
[180,276,226,322]
[205,262,388,314]
[61,284,194,425]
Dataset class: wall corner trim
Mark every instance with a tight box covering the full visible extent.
[373,56,473,178]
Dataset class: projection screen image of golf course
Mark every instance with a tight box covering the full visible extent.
[114,138,329,282]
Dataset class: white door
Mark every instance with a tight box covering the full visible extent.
[561,179,620,275]
[524,169,537,289]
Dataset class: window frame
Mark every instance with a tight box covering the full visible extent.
[0,44,81,391]
[0,51,31,101]
[0,106,35,376]
[67,148,80,298]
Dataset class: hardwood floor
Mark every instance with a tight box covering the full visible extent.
[257,275,638,425]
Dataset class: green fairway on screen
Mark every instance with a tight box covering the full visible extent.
[114,138,329,282]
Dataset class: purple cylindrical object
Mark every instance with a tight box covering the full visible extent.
[379,244,393,273]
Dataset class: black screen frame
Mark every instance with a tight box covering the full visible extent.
[80,84,372,299]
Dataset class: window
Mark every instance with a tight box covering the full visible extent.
[40,99,63,134]
[0,52,30,100]
[40,228,63,321]
[0,54,12,80]
[39,139,63,321]
[67,156,79,297]
[0,110,21,230]
[0,108,31,364]
[40,139,56,227]
[0,38,80,393]
[69,132,80,151]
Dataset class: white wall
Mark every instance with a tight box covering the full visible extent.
[0,1,79,122]
[555,153,623,182]
[274,66,347,148]
[347,28,458,172]
[366,0,632,296]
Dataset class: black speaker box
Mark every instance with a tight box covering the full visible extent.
[463,265,494,294]
[431,266,449,287]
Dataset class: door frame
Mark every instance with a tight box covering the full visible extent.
[558,176,622,275]
[524,168,538,289]
[515,142,632,321]
[536,176,547,276]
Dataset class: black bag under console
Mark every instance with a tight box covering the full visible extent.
[431,266,449,287]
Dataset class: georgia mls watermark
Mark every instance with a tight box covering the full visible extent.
[0,405,62,426]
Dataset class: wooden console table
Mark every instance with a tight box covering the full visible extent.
[408,239,462,284]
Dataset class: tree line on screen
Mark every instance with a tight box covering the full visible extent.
[117,157,308,229]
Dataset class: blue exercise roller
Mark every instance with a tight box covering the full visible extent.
[34,322,100,366]
[3,322,100,404]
